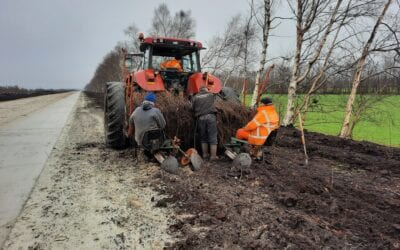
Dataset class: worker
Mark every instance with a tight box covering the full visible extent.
[236,97,279,148]
[192,86,218,160]
[129,92,166,146]
[160,57,183,72]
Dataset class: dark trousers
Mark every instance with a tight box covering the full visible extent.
[197,114,218,144]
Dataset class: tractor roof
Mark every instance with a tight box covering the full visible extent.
[140,36,204,57]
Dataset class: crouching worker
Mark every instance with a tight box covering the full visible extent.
[129,92,166,147]
[192,86,218,160]
[236,97,279,158]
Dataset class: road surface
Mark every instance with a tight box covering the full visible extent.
[0,92,79,247]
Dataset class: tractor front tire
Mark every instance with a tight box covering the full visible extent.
[104,82,127,149]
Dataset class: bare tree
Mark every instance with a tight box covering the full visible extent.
[339,0,393,138]
[282,0,343,126]
[201,13,257,85]
[297,0,353,121]
[121,22,140,52]
[150,3,172,37]
[250,0,273,106]
[149,3,196,39]
[201,15,242,74]
[224,9,257,86]
[171,10,196,39]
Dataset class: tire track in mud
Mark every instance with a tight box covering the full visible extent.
[4,93,176,249]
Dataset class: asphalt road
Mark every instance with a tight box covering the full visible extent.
[0,92,79,247]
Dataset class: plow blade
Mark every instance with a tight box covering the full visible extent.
[189,149,203,171]
[159,155,179,175]
[180,148,203,171]
[232,153,252,168]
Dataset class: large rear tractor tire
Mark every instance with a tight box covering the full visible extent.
[104,82,127,149]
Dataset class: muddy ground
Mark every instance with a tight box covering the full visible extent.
[162,128,400,249]
[91,92,400,249]
[4,92,400,249]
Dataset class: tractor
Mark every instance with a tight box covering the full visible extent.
[104,34,238,152]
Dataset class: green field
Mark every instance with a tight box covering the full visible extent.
[243,94,400,147]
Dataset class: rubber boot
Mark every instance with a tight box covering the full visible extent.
[201,143,209,159]
[210,144,218,161]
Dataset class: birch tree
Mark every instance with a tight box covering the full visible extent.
[297,0,353,120]
[339,0,394,138]
[250,0,273,106]
[282,0,343,126]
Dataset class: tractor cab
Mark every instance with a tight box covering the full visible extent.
[140,37,202,94]
[123,35,222,95]
[140,37,202,73]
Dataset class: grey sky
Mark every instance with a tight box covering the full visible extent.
[0,0,293,89]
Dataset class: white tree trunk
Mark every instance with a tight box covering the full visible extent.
[282,0,343,126]
[282,5,303,126]
[250,0,271,107]
[339,0,392,138]
[282,63,300,125]
[299,0,351,122]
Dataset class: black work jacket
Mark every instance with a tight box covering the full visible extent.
[192,89,217,118]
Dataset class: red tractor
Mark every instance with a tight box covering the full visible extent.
[104,34,238,149]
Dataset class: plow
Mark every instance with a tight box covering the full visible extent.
[139,129,203,174]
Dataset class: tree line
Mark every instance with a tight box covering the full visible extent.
[85,0,400,139]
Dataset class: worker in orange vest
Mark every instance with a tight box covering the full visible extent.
[236,97,279,146]
[160,57,183,72]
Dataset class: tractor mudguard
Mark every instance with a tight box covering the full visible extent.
[135,69,166,92]
[187,72,222,95]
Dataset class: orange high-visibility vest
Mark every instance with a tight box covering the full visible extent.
[160,59,182,72]
[241,105,279,145]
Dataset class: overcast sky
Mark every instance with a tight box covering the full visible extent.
[0,0,294,89]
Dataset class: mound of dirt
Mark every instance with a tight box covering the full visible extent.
[131,92,253,149]
[86,90,253,149]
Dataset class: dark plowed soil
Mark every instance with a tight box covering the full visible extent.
[156,128,400,249]
[85,91,400,249]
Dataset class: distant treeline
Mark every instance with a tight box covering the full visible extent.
[225,65,400,95]
[84,50,121,95]
[0,85,76,101]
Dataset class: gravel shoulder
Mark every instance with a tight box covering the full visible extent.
[3,93,175,249]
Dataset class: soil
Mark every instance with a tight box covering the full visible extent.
[161,128,400,249]
[4,92,400,249]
